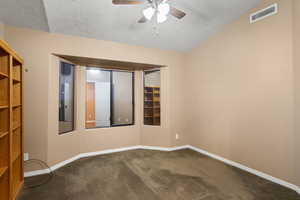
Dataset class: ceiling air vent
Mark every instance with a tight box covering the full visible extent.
[250,3,278,23]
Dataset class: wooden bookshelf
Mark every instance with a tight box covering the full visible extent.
[0,40,24,200]
[144,87,160,126]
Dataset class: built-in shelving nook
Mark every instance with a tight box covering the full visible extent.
[0,40,24,200]
[144,87,161,126]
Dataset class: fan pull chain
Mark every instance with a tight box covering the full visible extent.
[153,25,160,36]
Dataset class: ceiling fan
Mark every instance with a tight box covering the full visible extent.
[112,0,186,24]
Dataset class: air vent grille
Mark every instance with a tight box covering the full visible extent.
[250,3,278,23]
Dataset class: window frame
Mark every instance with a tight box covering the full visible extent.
[85,67,135,129]
[59,61,76,135]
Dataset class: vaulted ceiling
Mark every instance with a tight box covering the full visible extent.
[0,0,261,51]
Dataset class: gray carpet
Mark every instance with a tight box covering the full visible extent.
[18,149,300,200]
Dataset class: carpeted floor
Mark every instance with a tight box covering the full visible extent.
[18,149,300,200]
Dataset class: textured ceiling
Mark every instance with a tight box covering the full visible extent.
[0,0,49,31]
[0,0,261,52]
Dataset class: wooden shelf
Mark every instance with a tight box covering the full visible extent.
[0,169,9,200]
[0,105,8,109]
[12,104,21,108]
[12,156,22,198]
[12,153,20,165]
[0,51,9,77]
[0,167,8,178]
[0,133,9,171]
[0,72,8,79]
[0,109,9,137]
[13,79,21,84]
[144,86,160,126]
[13,83,21,106]
[0,132,8,139]
[0,40,24,200]
[0,78,9,107]
[13,124,21,131]
[12,128,21,164]
[12,181,23,200]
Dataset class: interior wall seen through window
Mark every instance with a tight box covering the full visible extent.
[85,67,134,129]
[112,71,133,125]
[59,62,75,134]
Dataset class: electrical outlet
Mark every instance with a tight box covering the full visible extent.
[175,134,179,140]
[24,153,29,161]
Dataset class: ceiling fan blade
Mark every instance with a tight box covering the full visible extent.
[170,7,186,19]
[138,16,148,23]
[112,0,145,5]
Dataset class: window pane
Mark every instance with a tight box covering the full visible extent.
[85,68,134,128]
[112,71,134,125]
[86,68,111,128]
[59,62,75,134]
[144,70,161,126]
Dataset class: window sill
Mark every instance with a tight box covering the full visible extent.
[85,124,135,131]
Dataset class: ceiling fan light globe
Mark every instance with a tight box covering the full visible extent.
[158,3,170,15]
[143,7,155,20]
[157,13,167,23]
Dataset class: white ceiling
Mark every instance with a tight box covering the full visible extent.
[0,0,261,52]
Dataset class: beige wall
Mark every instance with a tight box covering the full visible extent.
[48,60,142,165]
[0,22,4,40]
[186,0,297,185]
[3,0,299,187]
[145,71,161,87]
[4,26,188,168]
[293,0,300,187]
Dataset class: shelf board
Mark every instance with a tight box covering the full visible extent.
[0,105,8,109]
[0,166,8,178]
[13,79,21,84]
[144,100,153,102]
[12,104,21,108]
[13,124,21,131]
[0,40,24,64]
[0,131,8,139]
[144,107,153,109]
[144,116,153,118]
[0,71,8,79]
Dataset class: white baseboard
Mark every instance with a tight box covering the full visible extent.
[24,168,52,177]
[168,145,190,151]
[24,144,300,195]
[139,145,189,152]
[187,145,300,194]
[24,145,187,177]
[80,146,141,158]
